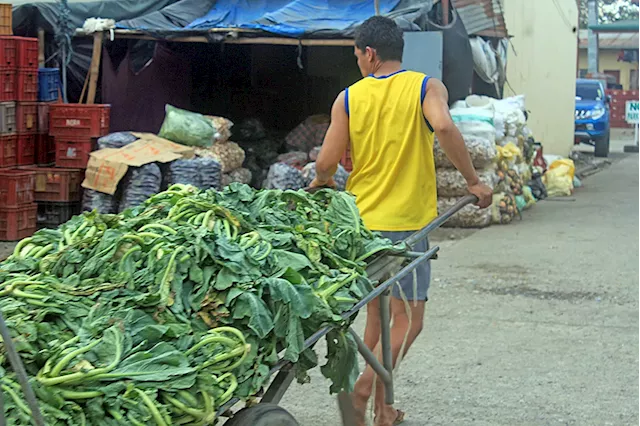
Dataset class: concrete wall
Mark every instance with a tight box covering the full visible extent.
[578,49,639,90]
[503,0,579,156]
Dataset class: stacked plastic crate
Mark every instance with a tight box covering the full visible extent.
[0,169,37,240]
[0,35,38,240]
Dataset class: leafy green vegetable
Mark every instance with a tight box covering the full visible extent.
[0,183,394,425]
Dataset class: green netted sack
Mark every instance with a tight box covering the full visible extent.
[158,104,215,147]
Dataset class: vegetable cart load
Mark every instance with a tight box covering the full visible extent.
[0,183,476,425]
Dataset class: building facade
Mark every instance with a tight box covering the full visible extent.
[503,0,579,156]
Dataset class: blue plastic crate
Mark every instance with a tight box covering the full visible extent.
[38,68,60,102]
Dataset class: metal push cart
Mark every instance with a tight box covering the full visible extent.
[0,195,478,426]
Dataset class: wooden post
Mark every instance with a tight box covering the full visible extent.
[442,0,450,26]
[37,29,45,68]
[86,31,104,105]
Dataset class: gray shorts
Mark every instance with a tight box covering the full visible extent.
[379,231,431,302]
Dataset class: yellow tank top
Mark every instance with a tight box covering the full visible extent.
[345,70,437,231]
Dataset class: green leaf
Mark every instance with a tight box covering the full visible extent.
[265,278,315,319]
[320,330,360,394]
[232,292,274,338]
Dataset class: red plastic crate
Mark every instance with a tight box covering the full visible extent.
[37,101,56,133]
[55,137,95,169]
[0,203,37,241]
[0,36,17,68]
[16,37,38,69]
[35,134,55,165]
[16,101,38,134]
[0,67,15,101]
[0,134,16,168]
[16,69,38,101]
[17,134,35,165]
[0,169,35,207]
[49,104,110,138]
[20,165,83,202]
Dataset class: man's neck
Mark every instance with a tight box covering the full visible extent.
[371,61,403,77]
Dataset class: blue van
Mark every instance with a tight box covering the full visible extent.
[574,78,610,157]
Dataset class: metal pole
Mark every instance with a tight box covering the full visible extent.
[0,312,45,426]
[587,0,599,75]
[61,43,68,103]
[378,291,394,405]
[374,0,380,15]
[442,0,450,26]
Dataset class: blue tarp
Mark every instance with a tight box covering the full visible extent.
[185,0,401,37]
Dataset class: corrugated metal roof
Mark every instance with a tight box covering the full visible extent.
[579,29,639,49]
[451,0,508,38]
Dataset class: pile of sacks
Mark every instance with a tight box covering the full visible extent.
[439,94,540,228]
[263,115,351,190]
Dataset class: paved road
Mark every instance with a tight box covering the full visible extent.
[279,153,639,425]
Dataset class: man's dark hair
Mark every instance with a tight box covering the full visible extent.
[354,16,404,62]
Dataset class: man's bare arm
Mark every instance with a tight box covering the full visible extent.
[423,79,492,207]
[314,91,350,186]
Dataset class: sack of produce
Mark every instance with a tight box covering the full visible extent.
[277,151,309,169]
[96,131,138,150]
[205,115,234,144]
[119,163,162,212]
[197,157,222,190]
[264,162,305,190]
[233,117,267,141]
[0,184,395,424]
[450,107,496,143]
[158,104,216,148]
[301,162,350,190]
[309,146,322,162]
[439,197,491,228]
[434,135,497,169]
[81,189,118,213]
[222,167,253,187]
[491,192,518,224]
[164,158,202,187]
[196,141,245,173]
[285,115,330,152]
[436,167,497,198]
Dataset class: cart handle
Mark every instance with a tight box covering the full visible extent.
[404,194,478,247]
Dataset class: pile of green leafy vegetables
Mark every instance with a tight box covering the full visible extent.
[0,183,395,425]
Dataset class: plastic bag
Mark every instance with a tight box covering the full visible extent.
[450,107,496,143]
[119,163,162,212]
[522,186,536,209]
[222,168,252,187]
[285,115,330,152]
[196,142,245,173]
[82,189,118,214]
[158,104,216,148]
[434,135,497,169]
[97,132,137,150]
[527,172,547,200]
[301,162,350,190]
[436,167,497,197]
[543,159,575,197]
[264,163,305,190]
[439,197,491,228]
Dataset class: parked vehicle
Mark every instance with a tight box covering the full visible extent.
[574,78,610,157]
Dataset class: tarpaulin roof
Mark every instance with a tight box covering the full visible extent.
[181,0,426,37]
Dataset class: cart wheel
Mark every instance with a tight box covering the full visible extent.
[225,403,300,426]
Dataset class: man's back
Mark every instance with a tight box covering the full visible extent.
[346,70,437,232]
